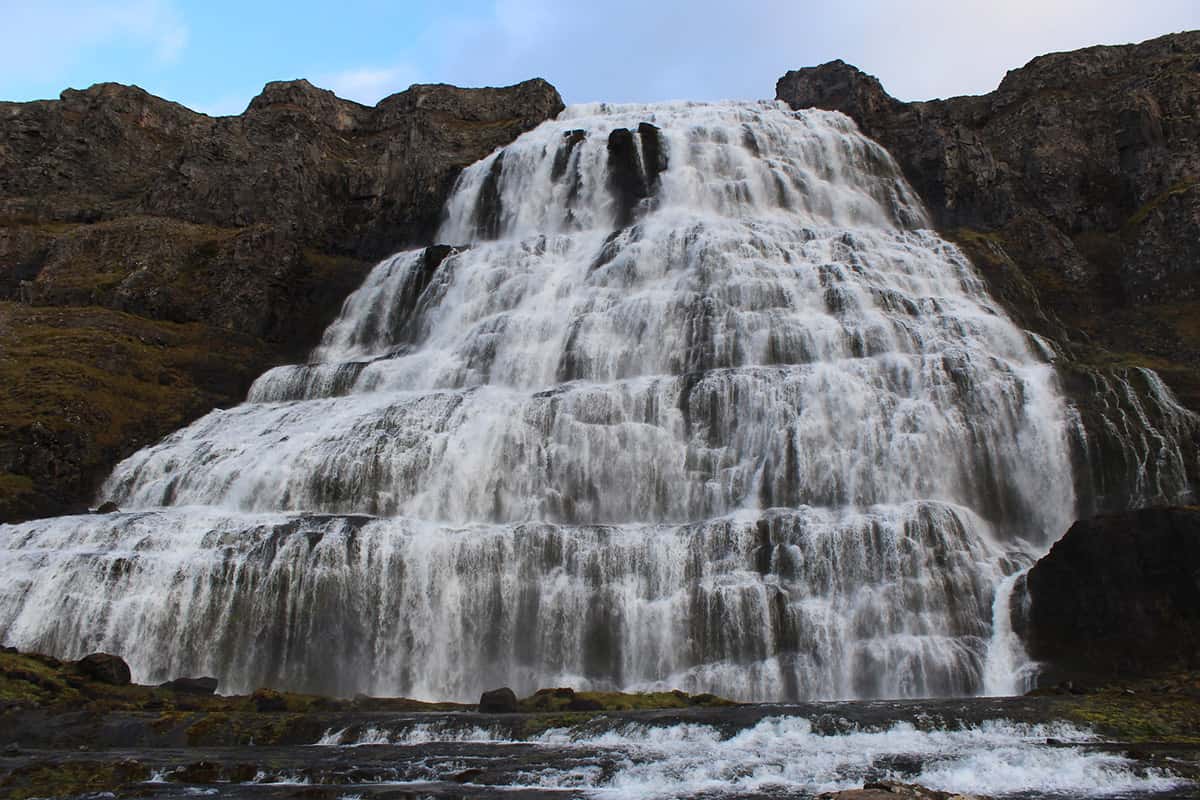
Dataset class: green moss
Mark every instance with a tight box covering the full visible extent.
[519,711,599,737]
[1124,179,1198,230]
[0,652,85,706]
[0,302,269,519]
[0,473,34,495]
[1055,673,1200,744]
[0,218,82,235]
[0,759,151,800]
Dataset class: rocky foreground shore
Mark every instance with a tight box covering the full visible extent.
[0,646,1198,798]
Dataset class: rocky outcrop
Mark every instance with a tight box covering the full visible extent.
[778,33,1200,512]
[0,77,564,522]
[1023,506,1200,684]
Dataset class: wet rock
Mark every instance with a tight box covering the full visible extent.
[638,122,668,187]
[478,686,519,713]
[606,124,668,228]
[94,501,119,514]
[472,152,506,240]
[75,653,131,686]
[1024,506,1200,685]
[551,129,587,182]
[251,687,288,712]
[449,767,486,783]
[172,761,220,784]
[159,676,218,695]
[820,781,987,799]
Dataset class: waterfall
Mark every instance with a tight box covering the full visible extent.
[0,101,1116,700]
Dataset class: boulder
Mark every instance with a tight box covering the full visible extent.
[820,781,986,799]
[94,501,119,514]
[159,676,219,695]
[478,687,519,713]
[1023,506,1200,684]
[75,652,131,685]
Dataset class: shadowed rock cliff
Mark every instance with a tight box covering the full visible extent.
[1023,506,1200,684]
[778,32,1200,513]
[0,77,564,522]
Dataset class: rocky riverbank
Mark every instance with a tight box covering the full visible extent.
[1,647,1199,798]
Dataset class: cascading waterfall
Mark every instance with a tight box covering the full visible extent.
[0,100,1166,701]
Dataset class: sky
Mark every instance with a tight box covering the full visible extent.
[2,1,1198,116]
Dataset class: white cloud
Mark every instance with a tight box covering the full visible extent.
[3,0,189,88]
[319,64,425,105]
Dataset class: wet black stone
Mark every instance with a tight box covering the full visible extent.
[478,687,518,713]
[160,676,219,695]
[472,152,506,240]
[551,129,587,182]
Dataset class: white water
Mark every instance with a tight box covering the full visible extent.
[0,100,1134,700]
[313,717,1188,798]
[981,569,1036,696]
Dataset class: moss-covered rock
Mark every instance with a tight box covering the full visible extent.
[0,302,269,521]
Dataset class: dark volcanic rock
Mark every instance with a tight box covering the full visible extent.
[0,78,564,261]
[159,676,218,695]
[820,782,988,800]
[606,123,667,228]
[1023,507,1200,684]
[778,32,1200,510]
[76,653,132,686]
[0,77,563,523]
[478,687,519,713]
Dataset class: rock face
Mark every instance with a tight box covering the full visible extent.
[0,77,564,522]
[1023,506,1200,684]
[778,33,1200,511]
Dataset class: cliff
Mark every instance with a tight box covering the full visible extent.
[778,32,1200,512]
[1023,506,1200,684]
[0,77,564,522]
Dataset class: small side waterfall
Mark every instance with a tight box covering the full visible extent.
[0,101,1186,700]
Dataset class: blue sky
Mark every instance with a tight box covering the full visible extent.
[3,1,1198,115]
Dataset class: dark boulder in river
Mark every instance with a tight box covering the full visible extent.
[479,687,519,713]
